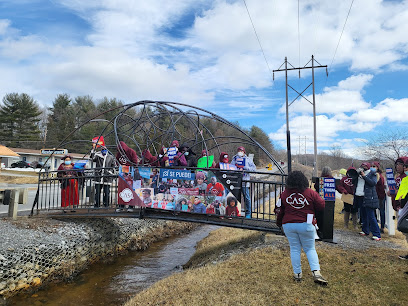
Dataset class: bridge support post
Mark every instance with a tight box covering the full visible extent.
[8,189,19,220]
[19,188,28,205]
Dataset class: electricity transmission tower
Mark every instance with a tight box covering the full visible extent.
[273,55,327,176]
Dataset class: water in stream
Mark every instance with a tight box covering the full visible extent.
[8,225,218,306]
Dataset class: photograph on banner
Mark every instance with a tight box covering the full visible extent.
[135,188,155,207]
[151,193,176,210]
[119,166,243,215]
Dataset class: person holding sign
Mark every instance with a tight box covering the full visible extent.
[397,160,408,260]
[337,167,357,229]
[196,150,216,168]
[231,146,257,218]
[276,171,328,285]
[214,152,233,169]
[353,162,381,241]
[389,157,408,211]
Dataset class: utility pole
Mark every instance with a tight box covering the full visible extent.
[273,55,327,176]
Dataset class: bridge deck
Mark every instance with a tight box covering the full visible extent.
[44,207,282,233]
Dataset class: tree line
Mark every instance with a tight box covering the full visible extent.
[0,93,277,165]
[1,92,405,168]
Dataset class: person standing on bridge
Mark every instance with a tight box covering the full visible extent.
[90,145,116,208]
[57,155,79,210]
[276,170,328,285]
[231,146,256,219]
[116,141,139,211]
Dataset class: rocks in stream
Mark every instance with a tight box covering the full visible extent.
[0,217,194,299]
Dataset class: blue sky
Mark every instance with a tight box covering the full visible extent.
[0,0,407,157]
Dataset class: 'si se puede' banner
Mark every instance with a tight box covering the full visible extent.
[160,169,195,181]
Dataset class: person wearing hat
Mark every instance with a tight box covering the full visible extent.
[337,167,357,229]
[231,146,257,218]
[57,155,79,209]
[165,140,187,167]
[194,171,207,195]
[179,143,196,167]
[214,152,231,169]
[353,162,381,240]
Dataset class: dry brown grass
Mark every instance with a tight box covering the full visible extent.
[126,245,408,306]
[126,195,408,306]
[0,175,38,184]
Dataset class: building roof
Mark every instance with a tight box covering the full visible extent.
[0,145,20,157]
[8,147,87,159]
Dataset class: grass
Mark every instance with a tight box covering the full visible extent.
[126,246,408,306]
[126,195,408,305]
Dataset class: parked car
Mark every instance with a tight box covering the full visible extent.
[11,161,32,168]
[31,161,51,170]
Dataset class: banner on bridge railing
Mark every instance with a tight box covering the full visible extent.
[118,166,243,216]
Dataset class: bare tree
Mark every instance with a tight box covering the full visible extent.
[361,129,408,163]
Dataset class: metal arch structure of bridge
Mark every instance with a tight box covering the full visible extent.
[31,100,286,233]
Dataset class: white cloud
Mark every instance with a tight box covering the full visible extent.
[278,74,373,115]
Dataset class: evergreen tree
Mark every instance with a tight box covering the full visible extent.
[46,94,75,147]
[0,93,42,147]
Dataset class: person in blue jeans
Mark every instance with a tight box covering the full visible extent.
[353,162,381,240]
[276,171,328,285]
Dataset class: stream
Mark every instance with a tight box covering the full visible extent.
[7,225,218,306]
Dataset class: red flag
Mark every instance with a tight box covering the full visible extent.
[92,136,105,148]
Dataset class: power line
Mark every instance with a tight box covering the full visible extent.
[327,0,355,78]
[298,0,301,69]
[242,0,274,81]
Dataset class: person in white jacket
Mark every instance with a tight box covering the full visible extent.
[90,145,116,207]
[231,146,256,218]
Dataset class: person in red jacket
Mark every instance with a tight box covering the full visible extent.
[276,170,327,285]
[116,141,139,211]
[214,152,236,169]
[337,167,357,229]
[206,176,225,196]
[373,162,386,233]
[226,197,239,217]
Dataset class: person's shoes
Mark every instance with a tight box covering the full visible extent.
[398,254,408,260]
[372,236,381,241]
[359,231,368,236]
[127,208,134,212]
[115,208,123,212]
[312,270,328,286]
[380,228,385,233]
[293,272,302,282]
[245,214,251,219]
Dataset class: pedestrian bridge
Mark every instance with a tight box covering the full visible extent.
[31,100,286,233]
[31,167,285,233]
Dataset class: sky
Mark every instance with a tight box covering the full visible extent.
[0,0,408,157]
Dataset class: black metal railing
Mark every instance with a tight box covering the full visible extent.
[32,167,286,231]
[34,167,119,211]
